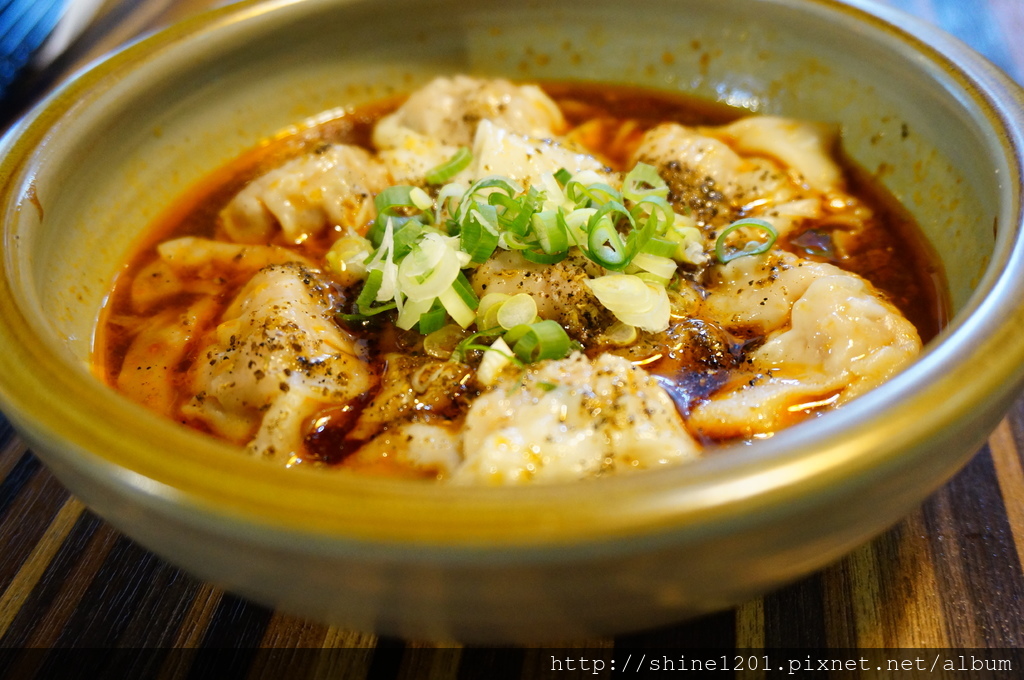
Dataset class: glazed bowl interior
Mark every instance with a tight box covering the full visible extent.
[2,0,1024,640]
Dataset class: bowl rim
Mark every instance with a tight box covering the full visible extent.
[2,0,1024,550]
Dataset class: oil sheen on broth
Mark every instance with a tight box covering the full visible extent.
[95,76,947,484]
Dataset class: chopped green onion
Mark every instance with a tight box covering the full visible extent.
[634,272,672,286]
[502,323,532,347]
[355,268,383,309]
[453,176,520,224]
[625,196,673,257]
[587,207,630,269]
[348,164,703,346]
[409,187,434,211]
[461,206,501,264]
[337,306,395,322]
[451,271,479,309]
[511,320,572,363]
[492,185,544,237]
[477,336,520,385]
[640,236,680,258]
[434,181,468,224]
[370,185,425,246]
[630,252,677,281]
[585,274,670,332]
[397,233,462,301]
[433,272,479,329]
[495,293,538,330]
[715,218,779,263]
[561,208,594,248]
[416,300,449,334]
[500,231,531,251]
[363,216,400,306]
[621,162,670,202]
[566,179,621,208]
[629,195,674,229]
[477,292,511,329]
[589,222,626,266]
[451,327,506,363]
[395,296,435,330]
[665,217,707,265]
[344,303,396,320]
[532,210,569,254]
[438,286,476,328]
[521,248,568,265]
[425,147,472,185]
[374,185,419,213]
[391,221,435,260]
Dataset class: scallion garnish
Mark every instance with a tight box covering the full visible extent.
[567,179,620,207]
[640,235,680,258]
[494,294,538,330]
[451,327,507,363]
[345,161,700,345]
[355,268,383,308]
[532,210,569,255]
[510,320,572,363]
[425,146,473,185]
[345,269,398,319]
[586,205,632,269]
[460,206,501,264]
[449,319,571,366]
[714,218,779,263]
[369,185,426,246]
[521,248,568,265]
[492,187,540,236]
[452,176,520,225]
[416,300,448,334]
[622,163,670,202]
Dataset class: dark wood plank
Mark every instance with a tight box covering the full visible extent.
[921,447,1024,647]
[0,507,101,648]
[0,458,71,595]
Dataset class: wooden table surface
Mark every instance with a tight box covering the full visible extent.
[1,0,1023,676]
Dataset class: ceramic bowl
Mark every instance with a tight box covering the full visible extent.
[1,0,1023,642]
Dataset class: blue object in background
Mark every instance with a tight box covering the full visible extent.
[875,0,1022,82]
[0,0,68,104]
